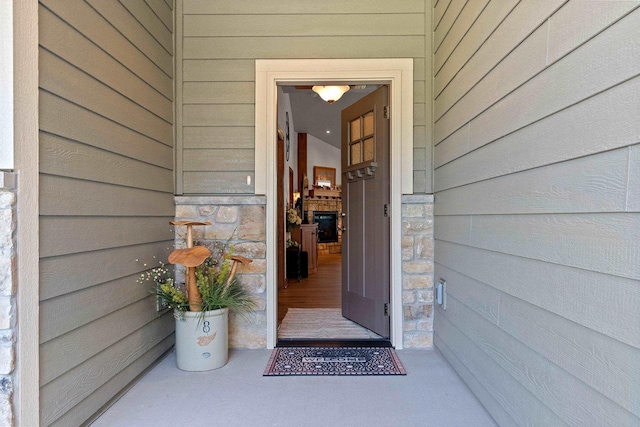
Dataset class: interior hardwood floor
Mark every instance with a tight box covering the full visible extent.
[277,253,341,325]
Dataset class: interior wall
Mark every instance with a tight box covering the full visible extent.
[307,135,341,186]
[176,0,431,194]
[38,0,175,425]
[432,1,640,425]
[277,88,298,200]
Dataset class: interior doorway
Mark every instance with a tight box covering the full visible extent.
[255,58,414,349]
[275,84,391,344]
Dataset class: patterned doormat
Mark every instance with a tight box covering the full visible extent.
[263,347,406,376]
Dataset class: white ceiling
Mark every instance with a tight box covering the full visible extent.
[281,85,378,148]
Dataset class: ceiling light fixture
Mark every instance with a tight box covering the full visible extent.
[312,85,350,103]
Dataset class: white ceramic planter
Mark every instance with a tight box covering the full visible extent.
[174,308,228,371]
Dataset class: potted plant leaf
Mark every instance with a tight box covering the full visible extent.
[145,222,255,371]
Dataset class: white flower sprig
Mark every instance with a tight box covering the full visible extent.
[136,259,172,286]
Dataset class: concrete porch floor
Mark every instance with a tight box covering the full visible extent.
[91,348,496,427]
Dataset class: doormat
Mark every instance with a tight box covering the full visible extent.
[263,347,406,376]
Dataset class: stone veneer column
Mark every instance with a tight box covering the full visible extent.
[0,173,16,425]
[175,195,434,350]
[401,195,434,348]
[174,196,267,349]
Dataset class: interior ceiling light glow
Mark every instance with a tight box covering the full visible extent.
[312,85,350,103]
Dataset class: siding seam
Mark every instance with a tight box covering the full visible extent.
[182,12,426,16]
[434,0,451,30]
[546,4,640,68]
[434,146,637,193]
[39,2,173,102]
[434,254,635,347]
[85,0,174,80]
[495,288,500,327]
[120,0,173,56]
[625,147,632,211]
[39,172,175,197]
[182,34,428,39]
[433,72,640,170]
[435,2,640,127]
[434,0,470,53]
[38,88,174,149]
[448,293,640,423]
[545,18,551,66]
[433,0,492,75]
[434,226,638,282]
[433,1,566,119]
[39,45,174,126]
[39,129,174,172]
[434,0,523,96]
[436,305,563,424]
[143,0,173,33]
[434,334,519,426]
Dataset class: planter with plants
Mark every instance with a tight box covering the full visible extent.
[145,221,255,371]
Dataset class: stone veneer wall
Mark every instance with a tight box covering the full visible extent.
[174,196,267,349]
[0,173,16,425]
[175,195,434,349]
[401,195,435,348]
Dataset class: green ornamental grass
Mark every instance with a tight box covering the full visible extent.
[144,240,256,316]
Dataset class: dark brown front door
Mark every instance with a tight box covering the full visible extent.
[341,86,390,338]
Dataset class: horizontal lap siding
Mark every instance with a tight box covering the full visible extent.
[38,1,175,425]
[178,0,430,194]
[183,0,425,15]
[433,1,640,425]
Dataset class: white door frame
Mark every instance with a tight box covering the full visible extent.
[255,59,414,349]
[12,1,40,425]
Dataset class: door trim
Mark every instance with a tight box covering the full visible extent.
[255,59,414,349]
[13,1,40,424]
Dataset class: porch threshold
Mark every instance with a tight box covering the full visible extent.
[277,339,392,348]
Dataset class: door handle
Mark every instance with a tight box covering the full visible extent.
[341,227,346,232]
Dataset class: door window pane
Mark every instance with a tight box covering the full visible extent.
[350,142,361,165]
[350,118,361,142]
[363,137,374,161]
[363,112,374,137]
[348,110,375,167]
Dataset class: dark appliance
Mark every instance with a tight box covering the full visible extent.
[313,211,338,243]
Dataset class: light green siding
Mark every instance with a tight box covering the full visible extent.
[38,0,175,425]
[177,0,432,194]
[433,1,640,425]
